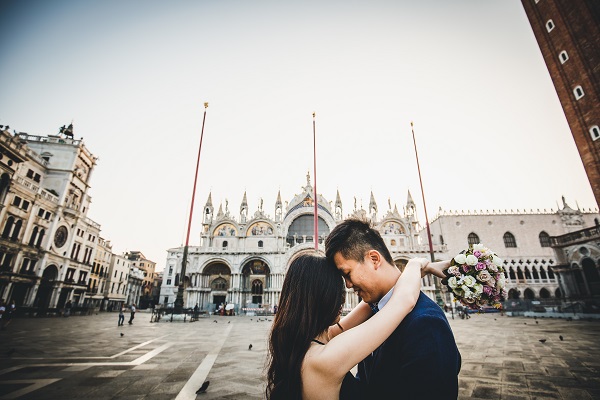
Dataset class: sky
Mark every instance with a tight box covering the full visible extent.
[0,0,596,270]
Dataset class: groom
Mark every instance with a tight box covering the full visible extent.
[325,218,461,399]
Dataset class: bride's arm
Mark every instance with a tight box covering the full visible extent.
[327,301,371,340]
[328,259,450,340]
[312,258,427,378]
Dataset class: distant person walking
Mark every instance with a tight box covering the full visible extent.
[0,299,5,328]
[128,304,136,325]
[118,306,125,326]
[64,300,72,317]
[2,300,16,329]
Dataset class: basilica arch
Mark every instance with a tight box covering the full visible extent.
[240,257,272,307]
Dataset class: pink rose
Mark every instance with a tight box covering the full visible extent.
[473,251,482,257]
[483,285,493,295]
[476,262,486,271]
[462,265,471,273]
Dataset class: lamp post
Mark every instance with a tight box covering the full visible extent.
[410,122,444,306]
[174,102,209,311]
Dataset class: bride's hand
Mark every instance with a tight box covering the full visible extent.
[423,260,451,279]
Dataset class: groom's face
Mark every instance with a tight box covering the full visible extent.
[333,252,381,304]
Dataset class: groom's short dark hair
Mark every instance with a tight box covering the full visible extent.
[325,218,394,265]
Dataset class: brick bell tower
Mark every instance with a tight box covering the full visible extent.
[521,0,600,208]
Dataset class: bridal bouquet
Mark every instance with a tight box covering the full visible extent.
[442,244,507,310]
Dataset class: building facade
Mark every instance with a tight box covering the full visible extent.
[428,197,599,305]
[126,251,156,308]
[521,0,600,207]
[160,175,445,313]
[0,126,102,312]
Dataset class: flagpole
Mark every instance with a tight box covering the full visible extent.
[313,112,319,250]
[410,121,443,306]
[175,102,209,311]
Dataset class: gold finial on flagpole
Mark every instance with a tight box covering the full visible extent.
[204,102,209,109]
[313,112,316,118]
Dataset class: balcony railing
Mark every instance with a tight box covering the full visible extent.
[549,226,600,247]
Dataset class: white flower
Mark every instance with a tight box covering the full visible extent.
[492,255,503,267]
[463,276,476,288]
[454,254,467,264]
[462,286,474,299]
[466,255,478,266]
[496,275,506,289]
[473,283,483,295]
[488,263,498,272]
[447,276,458,289]
[448,266,460,276]
[473,243,485,251]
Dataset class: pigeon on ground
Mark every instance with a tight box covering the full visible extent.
[249,344,253,350]
[213,320,218,323]
[228,321,231,324]
[196,381,210,394]
[120,333,124,337]
[559,335,564,341]
[539,339,547,343]
[535,321,539,324]
[524,323,527,325]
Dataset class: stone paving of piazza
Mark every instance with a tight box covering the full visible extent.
[0,311,599,399]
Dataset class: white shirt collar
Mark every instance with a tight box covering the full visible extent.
[375,287,394,311]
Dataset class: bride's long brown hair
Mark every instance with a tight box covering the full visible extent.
[266,253,345,400]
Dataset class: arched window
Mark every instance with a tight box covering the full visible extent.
[540,268,548,280]
[29,227,39,246]
[517,267,524,281]
[439,235,444,245]
[539,231,550,247]
[0,173,10,204]
[503,232,517,248]
[258,240,263,248]
[524,288,535,299]
[36,229,45,248]
[539,288,550,299]
[11,220,22,241]
[251,279,263,295]
[574,85,584,100]
[222,240,228,248]
[546,19,555,32]
[467,232,480,245]
[211,277,228,290]
[590,126,600,141]
[559,50,568,64]
[2,216,14,238]
[525,267,532,280]
[509,267,516,280]
[390,239,397,246]
[548,267,555,279]
[532,267,540,280]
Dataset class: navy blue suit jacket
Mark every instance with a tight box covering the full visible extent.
[352,292,461,400]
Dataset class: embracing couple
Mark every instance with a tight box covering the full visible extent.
[266,219,461,399]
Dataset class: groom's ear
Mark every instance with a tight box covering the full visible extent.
[368,250,381,270]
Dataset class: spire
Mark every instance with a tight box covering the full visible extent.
[217,203,224,217]
[335,190,342,207]
[275,190,283,222]
[335,189,343,221]
[205,192,213,207]
[369,191,378,213]
[275,190,282,207]
[241,191,248,211]
[407,190,415,206]
[240,191,249,223]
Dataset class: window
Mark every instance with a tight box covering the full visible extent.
[574,85,584,100]
[258,240,263,248]
[539,231,550,247]
[12,196,21,207]
[166,279,171,285]
[590,126,600,141]
[559,51,568,64]
[503,232,517,248]
[546,19,555,32]
[21,200,29,211]
[38,208,45,217]
[467,232,480,245]
[33,173,41,183]
[44,211,51,220]
[222,240,228,248]
[26,169,34,179]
